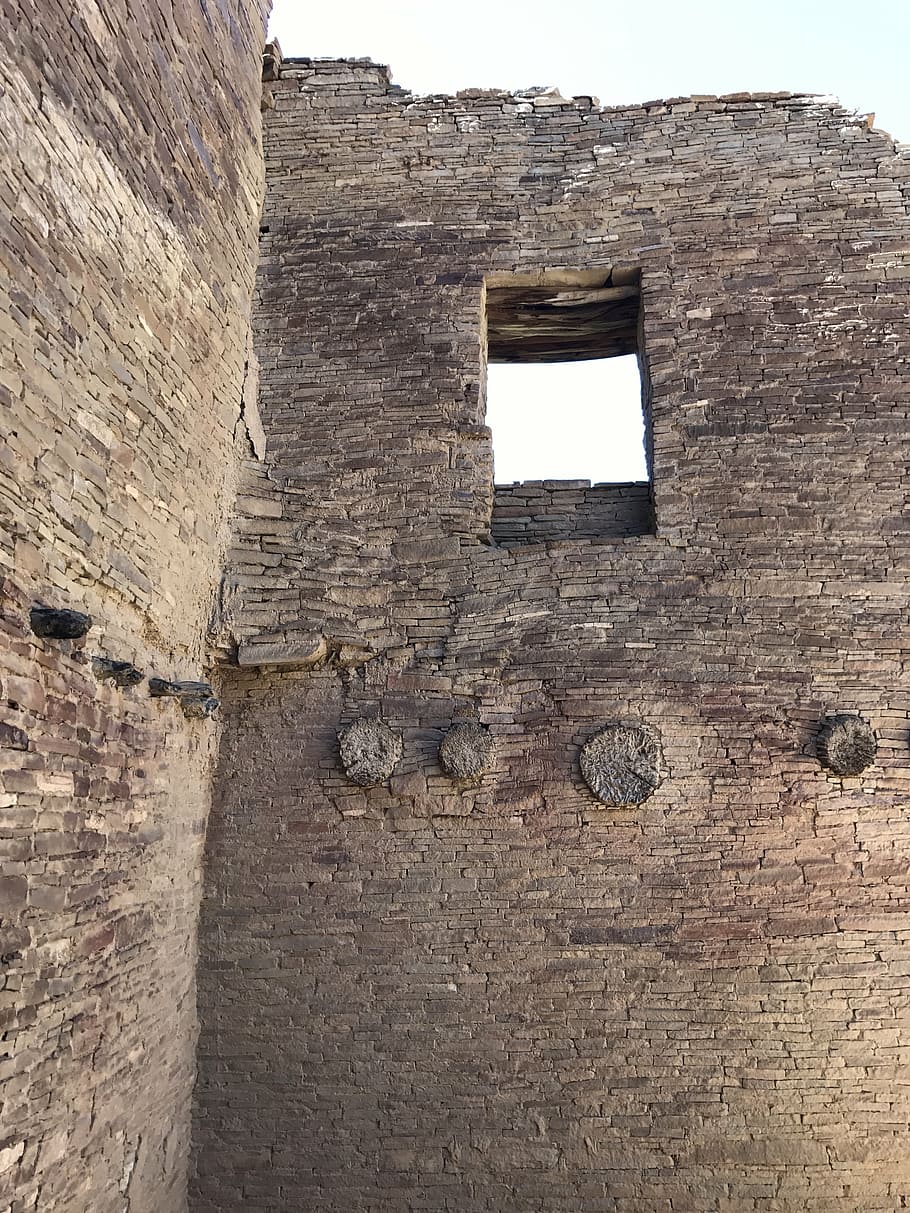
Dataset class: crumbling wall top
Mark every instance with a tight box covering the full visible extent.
[271,57,905,149]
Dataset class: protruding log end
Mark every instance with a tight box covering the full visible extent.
[29,606,92,640]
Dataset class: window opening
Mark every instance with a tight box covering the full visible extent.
[484,270,654,544]
[486,356,646,483]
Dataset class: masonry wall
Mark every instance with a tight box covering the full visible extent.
[0,3,267,1209]
[193,61,910,1212]
[491,483,653,546]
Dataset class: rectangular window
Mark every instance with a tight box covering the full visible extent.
[486,357,647,483]
[484,270,654,545]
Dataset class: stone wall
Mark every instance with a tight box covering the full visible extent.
[492,482,653,545]
[193,61,910,1212]
[0,2,267,1209]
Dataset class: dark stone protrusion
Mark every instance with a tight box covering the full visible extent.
[149,678,219,719]
[29,606,92,640]
[149,678,211,699]
[338,719,403,787]
[439,721,494,781]
[817,714,876,776]
[92,657,144,688]
[580,720,664,807]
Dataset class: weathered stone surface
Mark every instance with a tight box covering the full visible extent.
[0,2,267,1209]
[0,720,29,749]
[29,605,92,639]
[492,481,653,544]
[262,38,283,82]
[338,718,403,786]
[237,632,328,667]
[439,721,495,780]
[6,16,908,1211]
[495,480,650,543]
[194,62,910,1213]
[817,713,877,776]
[580,720,664,805]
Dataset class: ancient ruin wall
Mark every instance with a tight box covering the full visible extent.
[192,62,910,1212]
[0,3,267,1209]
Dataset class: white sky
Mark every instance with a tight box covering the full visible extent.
[486,359,648,483]
[267,0,908,484]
